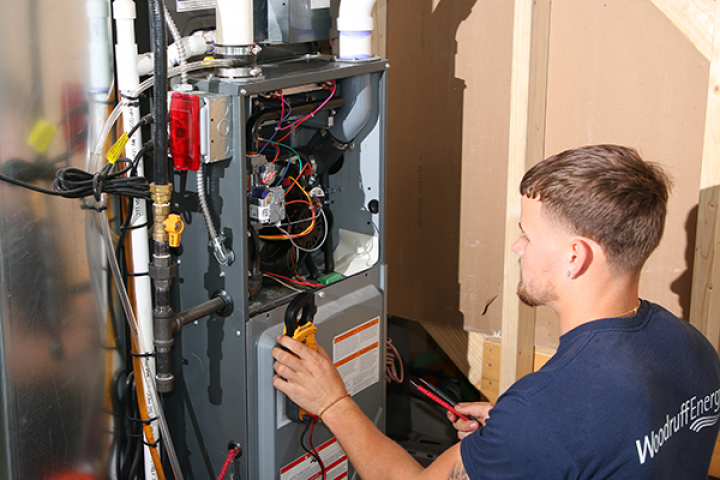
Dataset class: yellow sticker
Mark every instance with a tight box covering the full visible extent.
[107,133,129,164]
[26,119,57,155]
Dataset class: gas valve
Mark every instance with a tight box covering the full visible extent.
[163,213,185,247]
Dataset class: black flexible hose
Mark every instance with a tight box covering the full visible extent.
[149,0,168,186]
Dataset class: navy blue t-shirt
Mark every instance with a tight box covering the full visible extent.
[461,300,720,479]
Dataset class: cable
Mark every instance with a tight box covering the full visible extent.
[262,273,304,292]
[263,271,322,288]
[216,448,240,480]
[277,206,329,253]
[300,416,326,480]
[258,139,302,187]
[164,4,188,84]
[307,416,327,480]
[198,164,234,265]
[0,156,151,201]
[257,93,292,155]
[386,338,404,384]
[278,81,337,133]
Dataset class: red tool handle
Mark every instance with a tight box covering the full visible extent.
[413,382,470,421]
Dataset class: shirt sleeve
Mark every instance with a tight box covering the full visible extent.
[460,393,578,480]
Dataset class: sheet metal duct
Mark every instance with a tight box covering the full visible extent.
[0,0,112,477]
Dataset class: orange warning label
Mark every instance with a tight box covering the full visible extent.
[333,317,380,396]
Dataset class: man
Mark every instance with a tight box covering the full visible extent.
[273,144,720,479]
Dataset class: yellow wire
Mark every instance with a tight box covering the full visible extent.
[259,175,315,240]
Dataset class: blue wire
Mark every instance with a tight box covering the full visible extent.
[260,138,303,186]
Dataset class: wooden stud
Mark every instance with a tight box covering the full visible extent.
[690,0,720,351]
[651,0,713,61]
[421,322,484,388]
[371,0,387,59]
[482,338,501,402]
[499,0,552,395]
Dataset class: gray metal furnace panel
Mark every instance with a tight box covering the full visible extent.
[168,58,388,479]
[247,267,386,479]
[266,0,333,43]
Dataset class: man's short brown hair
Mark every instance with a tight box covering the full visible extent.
[520,144,672,274]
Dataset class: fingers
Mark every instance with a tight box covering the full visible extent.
[276,334,317,359]
[455,401,494,425]
[446,410,457,423]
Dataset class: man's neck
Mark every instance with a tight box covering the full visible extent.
[554,271,641,335]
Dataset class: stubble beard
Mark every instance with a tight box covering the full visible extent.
[516,277,557,308]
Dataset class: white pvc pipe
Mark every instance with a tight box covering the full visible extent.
[337,0,378,60]
[112,2,157,479]
[137,31,216,77]
[215,0,253,46]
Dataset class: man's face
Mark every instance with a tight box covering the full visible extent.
[511,196,565,307]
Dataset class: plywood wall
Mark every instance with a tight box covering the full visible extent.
[385,0,515,331]
[535,0,709,348]
[386,0,711,352]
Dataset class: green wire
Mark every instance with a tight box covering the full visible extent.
[259,138,303,175]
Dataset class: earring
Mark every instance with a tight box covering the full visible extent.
[566,271,571,277]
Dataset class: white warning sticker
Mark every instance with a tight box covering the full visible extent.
[311,0,330,9]
[333,317,380,397]
[176,0,215,12]
[280,437,348,480]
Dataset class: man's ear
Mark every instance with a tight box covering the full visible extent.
[566,238,594,279]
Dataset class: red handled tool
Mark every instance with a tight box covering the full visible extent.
[410,379,473,422]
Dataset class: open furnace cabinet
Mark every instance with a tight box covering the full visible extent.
[163,56,388,479]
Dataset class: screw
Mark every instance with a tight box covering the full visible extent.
[236,330,242,337]
[240,89,247,95]
[317,291,326,298]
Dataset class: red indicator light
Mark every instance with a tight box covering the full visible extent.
[169,92,201,171]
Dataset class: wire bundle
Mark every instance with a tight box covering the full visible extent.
[0,115,153,202]
[386,338,404,384]
[53,161,151,201]
[301,415,327,480]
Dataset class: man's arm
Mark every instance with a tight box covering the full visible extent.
[272,335,471,480]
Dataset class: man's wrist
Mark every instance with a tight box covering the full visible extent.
[318,393,351,421]
[320,394,356,428]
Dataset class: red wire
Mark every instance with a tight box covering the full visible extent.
[265,271,319,287]
[216,448,239,480]
[278,81,336,132]
[295,272,323,288]
[308,417,327,480]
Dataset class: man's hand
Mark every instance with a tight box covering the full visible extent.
[272,334,348,416]
[446,402,494,439]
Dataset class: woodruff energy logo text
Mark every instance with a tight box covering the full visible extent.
[636,387,720,464]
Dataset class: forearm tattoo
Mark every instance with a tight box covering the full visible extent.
[448,461,469,480]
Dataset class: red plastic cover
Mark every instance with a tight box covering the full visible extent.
[169,92,201,171]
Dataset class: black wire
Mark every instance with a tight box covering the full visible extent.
[0,114,154,201]
[114,141,154,286]
[0,158,151,201]
[300,417,326,479]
